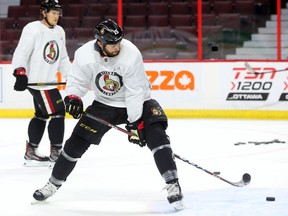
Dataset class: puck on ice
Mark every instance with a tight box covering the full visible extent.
[213,172,220,175]
[266,197,275,201]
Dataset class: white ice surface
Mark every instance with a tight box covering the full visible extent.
[1,118,288,216]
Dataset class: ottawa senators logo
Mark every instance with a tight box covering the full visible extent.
[95,71,123,96]
[43,40,59,64]
[102,74,119,91]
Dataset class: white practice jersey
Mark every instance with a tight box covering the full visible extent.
[12,21,71,90]
[66,39,152,122]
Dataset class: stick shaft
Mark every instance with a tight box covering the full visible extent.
[258,68,288,74]
[85,113,135,136]
[28,82,66,86]
[173,153,241,187]
[245,62,288,74]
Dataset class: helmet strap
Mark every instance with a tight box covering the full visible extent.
[94,41,106,57]
[41,10,54,28]
[44,17,54,28]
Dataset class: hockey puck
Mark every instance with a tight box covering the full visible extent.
[266,197,275,201]
[213,172,221,175]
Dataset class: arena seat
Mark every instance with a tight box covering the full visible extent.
[170,2,191,15]
[148,2,169,15]
[212,1,234,14]
[81,16,102,28]
[147,15,169,27]
[124,15,146,28]
[125,3,147,16]
[170,15,194,28]
[0,18,17,29]
[8,6,27,18]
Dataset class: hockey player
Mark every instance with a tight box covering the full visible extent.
[12,0,71,166]
[33,19,184,210]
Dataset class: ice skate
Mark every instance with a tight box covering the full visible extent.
[164,180,184,211]
[24,142,50,167]
[49,147,61,162]
[33,181,60,201]
[48,146,61,168]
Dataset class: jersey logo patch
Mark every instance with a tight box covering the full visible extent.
[95,71,123,96]
[43,40,59,64]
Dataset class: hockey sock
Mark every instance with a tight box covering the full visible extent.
[52,134,91,181]
[48,115,65,147]
[154,147,177,176]
[28,117,47,145]
[146,123,177,179]
[52,153,77,182]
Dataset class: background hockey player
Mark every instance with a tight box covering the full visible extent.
[12,0,71,166]
[33,19,184,210]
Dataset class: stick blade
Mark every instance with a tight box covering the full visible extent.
[242,173,251,184]
[232,173,251,187]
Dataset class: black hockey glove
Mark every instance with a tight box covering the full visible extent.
[13,67,28,91]
[64,95,83,119]
[125,119,146,147]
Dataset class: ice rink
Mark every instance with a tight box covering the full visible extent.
[1,118,288,216]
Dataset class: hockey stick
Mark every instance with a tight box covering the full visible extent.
[28,82,66,86]
[244,62,288,74]
[84,112,251,187]
[85,112,135,136]
[173,154,251,187]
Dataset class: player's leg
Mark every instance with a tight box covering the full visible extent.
[25,96,50,166]
[43,88,66,162]
[33,134,91,201]
[33,101,122,201]
[143,99,184,210]
[49,101,126,181]
[48,112,65,162]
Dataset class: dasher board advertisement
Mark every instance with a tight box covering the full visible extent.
[0,62,288,111]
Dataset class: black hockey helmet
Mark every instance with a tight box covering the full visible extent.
[94,19,123,46]
[40,0,62,13]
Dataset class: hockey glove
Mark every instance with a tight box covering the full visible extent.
[13,67,28,91]
[125,120,146,147]
[64,95,83,119]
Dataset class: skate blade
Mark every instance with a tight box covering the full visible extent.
[31,198,47,205]
[23,160,50,167]
[171,200,184,211]
[48,161,55,169]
